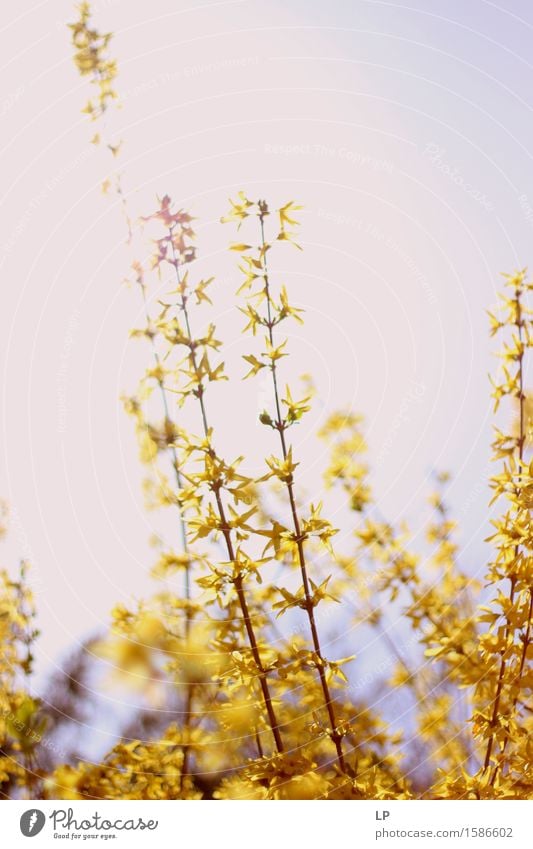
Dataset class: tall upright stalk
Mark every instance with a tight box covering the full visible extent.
[69,4,196,788]
[257,210,346,772]
[165,224,285,754]
[481,272,533,784]
[224,195,347,772]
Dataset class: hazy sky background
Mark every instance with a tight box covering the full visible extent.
[1,0,533,706]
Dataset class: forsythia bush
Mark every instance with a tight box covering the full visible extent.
[2,3,531,800]
[0,508,43,796]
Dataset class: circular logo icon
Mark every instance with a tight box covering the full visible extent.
[20,810,46,837]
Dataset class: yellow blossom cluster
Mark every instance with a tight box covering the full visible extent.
[69,2,118,121]
[0,560,43,793]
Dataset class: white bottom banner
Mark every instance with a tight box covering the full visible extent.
[4,800,532,848]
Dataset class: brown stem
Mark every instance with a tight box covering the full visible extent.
[484,289,525,779]
[100,135,194,781]
[86,41,197,793]
[257,213,346,772]
[489,588,533,785]
[168,232,284,754]
[180,682,195,792]
[136,241,195,792]
[138,281,190,602]
[92,69,192,622]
